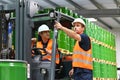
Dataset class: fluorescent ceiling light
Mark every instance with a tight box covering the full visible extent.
[86,18,97,22]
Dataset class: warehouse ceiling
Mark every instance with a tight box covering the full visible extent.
[0,0,120,30]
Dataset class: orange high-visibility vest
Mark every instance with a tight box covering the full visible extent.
[72,41,93,70]
[36,39,60,64]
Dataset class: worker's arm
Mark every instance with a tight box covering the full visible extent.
[31,38,37,48]
[69,68,74,77]
[54,21,81,41]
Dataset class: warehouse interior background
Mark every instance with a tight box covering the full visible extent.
[0,0,120,79]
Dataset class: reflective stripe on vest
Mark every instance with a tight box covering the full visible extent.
[73,58,92,65]
[73,51,92,57]
[73,41,93,70]
[37,39,60,64]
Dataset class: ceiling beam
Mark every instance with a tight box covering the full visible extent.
[97,18,113,29]
[0,0,13,4]
[75,9,120,17]
[114,18,120,24]
[65,0,113,29]
[65,0,84,10]
[114,0,120,23]
[90,0,120,28]
[0,1,8,4]
[90,0,103,9]
[0,4,15,11]
[43,0,60,7]
[41,0,113,29]
[114,0,120,8]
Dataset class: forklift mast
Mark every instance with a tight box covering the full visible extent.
[0,0,73,80]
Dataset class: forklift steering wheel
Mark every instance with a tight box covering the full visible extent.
[32,48,48,56]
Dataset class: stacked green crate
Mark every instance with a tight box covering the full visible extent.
[84,19,91,37]
[57,30,63,49]
[73,13,79,18]
[93,61,100,78]
[56,7,69,15]
[93,25,98,39]
[100,62,104,78]
[104,47,107,61]
[100,45,104,60]
[91,42,95,58]
[50,29,53,39]
[37,8,53,14]
[69,38,75,52]
[84,17,117,79]
[57,30,75,53]
[96,26,100,41]
[68,9,74,17]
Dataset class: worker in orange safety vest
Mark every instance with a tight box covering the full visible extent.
[31,24,60,64]
[54,18,93,80]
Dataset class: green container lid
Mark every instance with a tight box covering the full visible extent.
[0,59,27,80]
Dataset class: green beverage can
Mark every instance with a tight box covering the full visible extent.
[0,59,27,80]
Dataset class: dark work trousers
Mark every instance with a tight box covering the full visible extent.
[74,67,93,80]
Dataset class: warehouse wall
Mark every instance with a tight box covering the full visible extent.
[115,31,120,68]
[112,29,120,79]
[112,29,120,68]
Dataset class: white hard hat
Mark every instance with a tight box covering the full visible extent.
[38,24,50,33]
[72,18,85,27]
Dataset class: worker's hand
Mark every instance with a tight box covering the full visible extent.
[45,49,52,54]
[69,68,74,77]
[54,21,63,30]
[31,38,37,43]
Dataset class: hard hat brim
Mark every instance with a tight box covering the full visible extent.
[72,22,85,27]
